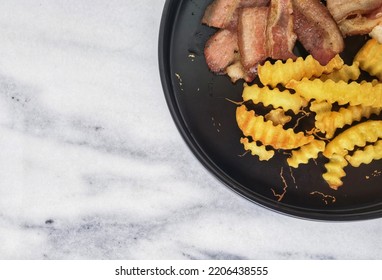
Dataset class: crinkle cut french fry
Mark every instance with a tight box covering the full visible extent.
[287,79,382,108]
[318,62,360,82]
[242,84,307,114]
[265,108,292,126]
[287,140,326,168]
[361,79,380,86]
[240,137,275,161]
[309,101,332,117]
[236,105,314,150]
[309,101,332,126]
[345,140,382,167]
[258,55,343,87]
[323,120,382,158]
[355,38,382,80]
[322,154,349,190]
[316,105,382,139]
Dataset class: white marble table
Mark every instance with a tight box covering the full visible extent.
[0,0,381,260]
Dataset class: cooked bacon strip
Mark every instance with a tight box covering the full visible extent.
[370,5,382,19]
[327,0,382,22]
[202,0,242,29]
[202,0,270,30]
[327,0,382,36]
[291,0,344,66]
[339,13,382,36]
[239,0,270,7]
[238,7,269,74]
[204,29,239,73]
[267,0,296,60]
[226,60,257,82]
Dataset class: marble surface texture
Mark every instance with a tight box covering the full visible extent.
[0,0,381,260]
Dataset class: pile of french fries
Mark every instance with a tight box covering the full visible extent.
[236,38,382,190]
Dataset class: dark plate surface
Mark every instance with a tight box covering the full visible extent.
[158,0,382,221]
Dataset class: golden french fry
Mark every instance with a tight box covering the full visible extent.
[265,108,292,126]
[242,84,307,114]
[318,62,360,82]
[287,79,382,108]
[309,101,332,116]
[345,140,382,167]
[323,120,382,158]
[322,154,349,190]
[316,105,382,139]
[361,79,380,86]
[287,140,326,168]
[355,38,382,80]
[309,101,332,128]
[236,105,314,150]
[258,55,343,87]
[240,137,275,161]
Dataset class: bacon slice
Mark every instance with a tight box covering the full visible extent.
[291,0,344,66]
[202,0,242,29]
[202,0,270,30]
[239,0,270,7]
[238,7,269,74]
[204,29,239,73]
[267,0,296,60]
[327,0,382,36]
[339,12,382,36]
[226,60,257,82]
[327,0,382,22]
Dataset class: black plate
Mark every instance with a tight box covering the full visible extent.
[158,0,382,221]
